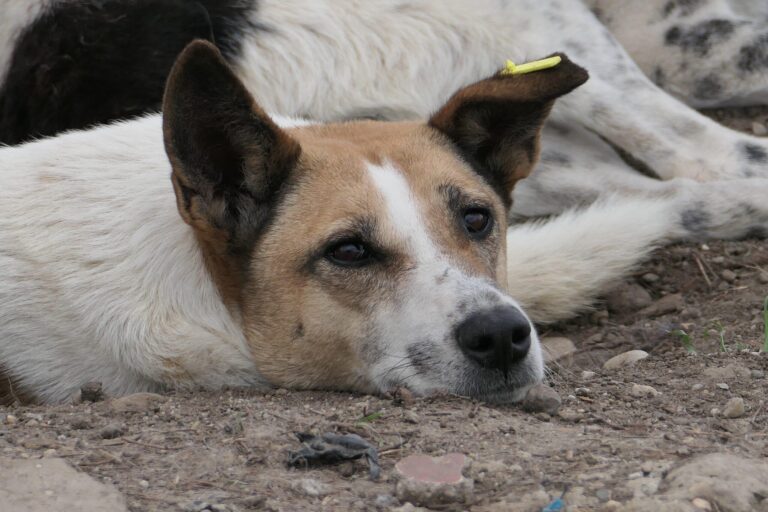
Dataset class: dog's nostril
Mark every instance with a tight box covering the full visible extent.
[456,306,532,372]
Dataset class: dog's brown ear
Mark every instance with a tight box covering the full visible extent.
[162,40,301,252]
[429,53,588,206]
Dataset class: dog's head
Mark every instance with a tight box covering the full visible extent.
[162,41,588,402]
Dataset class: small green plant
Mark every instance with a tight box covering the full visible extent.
[763,296,768,353]
[357,411,382,424]
[672,329,697,354]
[707,321,728,352]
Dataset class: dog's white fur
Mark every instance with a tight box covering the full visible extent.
[1,0,767,401]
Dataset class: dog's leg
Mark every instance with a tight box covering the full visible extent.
[586,0,768,108]
[507,125,768,323]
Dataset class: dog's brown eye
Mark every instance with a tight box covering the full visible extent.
[326,241,372,267]
[463,208,492,236]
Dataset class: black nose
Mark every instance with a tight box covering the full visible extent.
[455,306,532,373]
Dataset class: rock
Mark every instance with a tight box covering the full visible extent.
[403,411,420,424]
[80,382,105,403]
[70,417,92,430]
[541,337,577,366]
[0,457,128,511]
[99,423,126,439]
[5,414,18,425]
[702,364,751,381]
[639,293,684,318]
[630,384,661,398]
[692,498,713,511]
[720,270,736,283]
[758,272,768,285]
[109,392,166,413]
[605,283,653,314]
[722,397,746,418]
[752,121,768,136]
[602,500,624,511]
[394,453,473,508]
[292,478,331,498]
[716,383,730,391]
[641,273,660,284]
[521,384,561,415]
[470,460,521,488]
[581,371,597,381]
[373,494,398,509]
[603,350,649,370]
[751,369,765,379]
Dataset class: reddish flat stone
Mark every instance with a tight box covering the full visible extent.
[395,453,467,485]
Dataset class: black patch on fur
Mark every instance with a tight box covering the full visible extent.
[680,204,711,235]
[742,142,768,163]
[652,66,666,87]
[692,74,723,101]
[665,20,738,56]
[738,34,768,72]
[663,0,704,18]
[0,0,263,145]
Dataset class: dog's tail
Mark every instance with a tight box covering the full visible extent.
[507,179,768,323]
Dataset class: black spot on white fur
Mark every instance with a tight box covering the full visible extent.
[680,204,711,236]
[692,75,723,101]
[662,0,704,18]
[742,143,768,163]
[738,34,768,72]
[0,0,263,145]
[665,20,739,57]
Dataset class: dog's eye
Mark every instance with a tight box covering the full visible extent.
[463,208,492,236]
[326,241,372,267]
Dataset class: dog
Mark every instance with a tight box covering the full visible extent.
[1,1,767,403]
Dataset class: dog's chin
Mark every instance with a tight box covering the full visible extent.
[473,382,539,404]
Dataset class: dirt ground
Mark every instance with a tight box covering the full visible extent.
[1,112,767,512]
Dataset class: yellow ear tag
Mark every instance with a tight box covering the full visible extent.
[501,55,562,76]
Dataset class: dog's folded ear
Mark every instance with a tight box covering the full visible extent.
[429,53,588,206]
[162,40,301,252]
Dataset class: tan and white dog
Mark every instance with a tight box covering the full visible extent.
[0,42,589,404]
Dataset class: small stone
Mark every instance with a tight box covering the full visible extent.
[602,500,623,511]
[521,384,561,415]
[541,337,577,366]
[292,478,331,498]
[716,383,730,390]
[641,273,660,284]
[758,272,768,285]
[691,383,704,391]
[605,283,653,314]
[373,494,398,509]
[70,418,92,430]
[138,479,149,489]
[630,384,661,398]
[403,411,420,424]
[80,382,104,403]
[751,369,765,379]
[26,419,40,427]
[703,364,751,381]
[722,397,746,418]
[639,293,684,317]
[692,497,712,511]
[394,453,473,508]
[5,414,18,425]
[752,121,768,136]
[99,423,126,439]
[603,350,649,370]
[581,371,597,381]
[720,269,736,283]
[109,392,165,413]
[596,488,611,502]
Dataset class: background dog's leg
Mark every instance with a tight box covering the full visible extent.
[586,0,768,108]
[507,131,768,323]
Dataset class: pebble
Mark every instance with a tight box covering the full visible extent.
[521,384,562,415]
[292,478,331,498]
[80,382,105,403]
[722,397,746,418]
[641,273,659,284]
[109,392,166,413]
[5,414,18,426]
[630,384,661,398]
[138,479,149,489]
[603,350,649,370]
[751,369,765,379]
[716,383,730,390]
[692,497,713,511]
[720,269,736,283]
[26,419,40,427]
[540,337,577,366]
[758,271,768,284]
[605,283,652,314]
[691,383,704,391]
[403,411,420,424]
[703,364,751,381]
[70,418,92,430]
[602,500,623,511]
[581,371,597,381]
[596,488,611,502]
[639,293,684,317]
[394,453,473,508]
[752,121,768,136]
[99,423,126,439]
